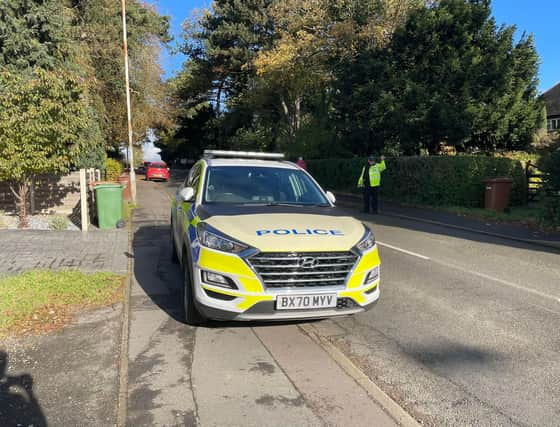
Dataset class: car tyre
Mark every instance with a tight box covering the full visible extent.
[183,254,206,326]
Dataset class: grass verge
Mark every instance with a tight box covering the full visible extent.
[439,206,542,228]
[0,270,125,337]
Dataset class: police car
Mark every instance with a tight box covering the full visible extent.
[171,150,381,324]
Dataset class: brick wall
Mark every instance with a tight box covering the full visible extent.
[0,172,81,215]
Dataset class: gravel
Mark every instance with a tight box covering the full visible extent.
[0,214,79,231]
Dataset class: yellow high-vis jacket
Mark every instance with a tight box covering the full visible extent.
[358,161,386,188]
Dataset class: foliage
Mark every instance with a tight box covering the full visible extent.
[0,270,124,336]
[48,216,69,231]
[69,0,172,148]
[0,69,96,226]
[105,158,124,181]
[132,145,144,169]
[307,155,527,207]
[538,151,560,227]
[0,0,71,71]
[334,0,543,155]
[166,0,543,160]
[0,0,169,225]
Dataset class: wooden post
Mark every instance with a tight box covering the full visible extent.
[80,169,89,232]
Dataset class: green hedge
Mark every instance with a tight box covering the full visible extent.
[308,156,527,208]
[538,151,560,226]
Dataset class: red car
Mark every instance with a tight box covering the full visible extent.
[146,162,170,181]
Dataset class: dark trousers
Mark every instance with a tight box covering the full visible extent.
[363,186,379,213]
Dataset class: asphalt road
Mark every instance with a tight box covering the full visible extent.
[129,173,560,426]
[317,210,560,426]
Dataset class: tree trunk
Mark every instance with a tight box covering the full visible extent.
[280,95,296,139]
[294,97,302,131]
[9,180,30,228]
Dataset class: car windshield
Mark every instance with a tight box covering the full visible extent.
[203,166,330,205]
[150,163,166,169]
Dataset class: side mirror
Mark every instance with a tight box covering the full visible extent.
[179,187,195,202]
[326,191,336,205]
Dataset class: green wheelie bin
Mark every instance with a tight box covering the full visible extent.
[95,183,124,229]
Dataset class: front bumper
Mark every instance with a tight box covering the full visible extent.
[191,245,381,321]
[197,289,379,321]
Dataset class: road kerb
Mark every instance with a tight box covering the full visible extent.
[336,195,560,251]
[299,323,420,427]
[116,213,134,427]
[384,211,560,251]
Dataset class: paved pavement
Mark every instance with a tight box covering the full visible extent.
[126,178,402,427]
[0,229,128,275]
[1,306,123,426]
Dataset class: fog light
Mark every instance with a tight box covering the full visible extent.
[201,270,237,289]
[364,266,380,285]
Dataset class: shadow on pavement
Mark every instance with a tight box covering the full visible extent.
[132,224,185,324]
[0,351,47,427]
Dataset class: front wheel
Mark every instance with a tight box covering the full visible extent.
[183,256,206,326]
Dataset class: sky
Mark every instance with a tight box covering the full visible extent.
[149,0,559,93]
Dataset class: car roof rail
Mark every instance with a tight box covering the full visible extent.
[203,150,285,160]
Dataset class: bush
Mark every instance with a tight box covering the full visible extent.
[105,158,123,181]
[48,215,69,231]
[308,155,527,208]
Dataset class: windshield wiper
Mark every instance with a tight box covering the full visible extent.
[266,202,331,207]
[265,202,303,207]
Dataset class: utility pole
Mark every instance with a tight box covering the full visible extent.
[121,0,136,203]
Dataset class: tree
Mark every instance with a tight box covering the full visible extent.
[337,0,543,155]
[0,0,71,70]
[70,0,171,149]
[0,69,94,226]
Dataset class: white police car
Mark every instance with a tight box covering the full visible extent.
[171,150,381,324]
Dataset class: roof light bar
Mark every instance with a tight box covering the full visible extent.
[204,150,285,160]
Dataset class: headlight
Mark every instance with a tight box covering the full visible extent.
[356,228,376,253]
[197,224,248,254]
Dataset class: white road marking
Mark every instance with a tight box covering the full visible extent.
[432,259,560,305]
[377,241,431,260]
[377,240,560,304]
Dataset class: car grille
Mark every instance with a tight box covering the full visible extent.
[247,251,358,289]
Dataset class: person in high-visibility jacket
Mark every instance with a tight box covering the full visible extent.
[358,154,386,214]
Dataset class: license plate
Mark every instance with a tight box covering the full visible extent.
[276,294,337,310]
